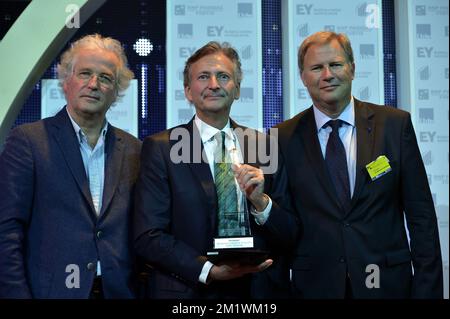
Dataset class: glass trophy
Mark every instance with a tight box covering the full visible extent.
[207,149,269,265]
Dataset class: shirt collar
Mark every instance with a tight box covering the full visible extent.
[66,107,108,144]
[313,96,355,131]
[194,114,234,143]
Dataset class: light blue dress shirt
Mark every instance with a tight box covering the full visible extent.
[67,109,107,276]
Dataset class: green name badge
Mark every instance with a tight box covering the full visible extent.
[366,155,392,181]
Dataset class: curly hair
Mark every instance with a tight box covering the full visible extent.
[57,34,134,98]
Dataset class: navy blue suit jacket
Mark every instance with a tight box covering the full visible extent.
[134,119,298,299]
[0,108,141,298]
[276,99,443,298]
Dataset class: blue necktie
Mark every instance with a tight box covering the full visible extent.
[324,120,351,210]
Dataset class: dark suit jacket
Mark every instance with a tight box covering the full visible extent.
[134,118,298,299]
[275,99,443,299]
[0,108,142,298]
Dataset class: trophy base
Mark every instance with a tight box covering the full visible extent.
[206,248,269,265]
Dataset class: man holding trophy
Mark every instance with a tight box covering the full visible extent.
[133,41,298,298]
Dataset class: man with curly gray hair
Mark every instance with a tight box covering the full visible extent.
[0,34,141,299]
[57,33,134,100]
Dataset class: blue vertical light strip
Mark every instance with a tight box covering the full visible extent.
[382,0,397,107]
[156,65,165,94]
[150,62,166,136]
[142,0,166,138]
[140,63,148,119]
[262,0,283,130]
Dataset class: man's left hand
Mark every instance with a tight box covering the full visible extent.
[232,164,269,211]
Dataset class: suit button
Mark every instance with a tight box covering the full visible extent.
[87,262,96,271]
[339,257,346,263]
[96,231,103,239]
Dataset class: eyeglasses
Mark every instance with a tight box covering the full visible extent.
[75,70,116,88]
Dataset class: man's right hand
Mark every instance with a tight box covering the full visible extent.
[207,259,273,283]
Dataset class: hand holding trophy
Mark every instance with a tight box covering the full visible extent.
[207,145,270,266]
[231,149,270,213]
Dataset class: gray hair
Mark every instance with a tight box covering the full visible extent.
[57,33,134,96]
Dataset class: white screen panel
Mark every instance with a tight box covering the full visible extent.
[167,0,262,129]
[283,0,384,118]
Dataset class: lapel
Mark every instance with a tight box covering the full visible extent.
[50,108,96,216]
[99,125,124,218]
[183,119,217,214]
[298,107,343,215]
[346,99,375,216]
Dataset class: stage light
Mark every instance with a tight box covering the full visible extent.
[133,38,153,57]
